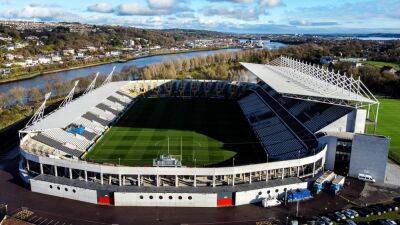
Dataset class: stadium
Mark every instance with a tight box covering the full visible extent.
[18,56,389,207]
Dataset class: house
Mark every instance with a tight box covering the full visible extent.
[86,46,97,52]
[51,55,62,62]
[5,54,15,61]
[110,51,121,57]
[76,52,85,60]
[320,56,337,65]
[380,66,397,75]
[38,57,51,64]
[0,68,11,76]
[63,49,75,56]
[25,59,38,67]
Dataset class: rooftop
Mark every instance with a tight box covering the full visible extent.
[22,81,127,132]
[241,56,377,106]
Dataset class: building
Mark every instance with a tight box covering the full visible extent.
[18,56,388,207]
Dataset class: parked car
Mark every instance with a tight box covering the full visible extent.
[320,216,333,225]
[385,220,397,225]
[362,207,374,216]
[353,208,370,217]
[345,219,357,225]
[357,221,369,225]
[386,203,399,211]
[358,173,376,183]
[374,220,397,225]
[342,209,355,219]
[374,204,387,214]
[347,209,359,217]
[334,211,346,220]
[327,212,342,222]
[368,206,382,215]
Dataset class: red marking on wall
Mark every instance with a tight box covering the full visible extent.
[217,197,233,207]
[98,196,111,205]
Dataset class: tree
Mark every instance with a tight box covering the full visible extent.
[27,88,43,103]
[9,87,26,105]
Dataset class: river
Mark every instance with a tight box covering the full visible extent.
[0,42,286,93]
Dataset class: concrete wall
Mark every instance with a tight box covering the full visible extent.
[318,109,366,134]
[318,113,349,133]
[353,109,367,133]
[234,182,308,206]
[30,179,98,204]
[319,136,338,171]
[348,134,390,183]
[114,192,217,207]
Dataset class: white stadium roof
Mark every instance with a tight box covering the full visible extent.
[241,56,377,106]
[23,81,127,132]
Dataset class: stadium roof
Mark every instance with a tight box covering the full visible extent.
[241,56,378,105]
[23,81,127,132]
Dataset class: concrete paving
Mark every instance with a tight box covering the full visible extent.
[385,160,400,186]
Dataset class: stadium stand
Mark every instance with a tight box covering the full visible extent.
[238,90,315,160]
[42,128,91,151]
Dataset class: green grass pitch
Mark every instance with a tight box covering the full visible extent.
[367,98,400,164]
[84,97,267,167]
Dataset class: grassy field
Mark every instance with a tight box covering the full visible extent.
[367,98,400,163]
[364,61,400,71]
[85,97,266,167]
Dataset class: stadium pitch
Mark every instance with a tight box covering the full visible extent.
[84,97,266,167]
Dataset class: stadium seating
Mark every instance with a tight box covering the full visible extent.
[73,117,105,134]
[42,128,91,151]
[82,112,110,127]
[238,90,314,160]
[31,133,83,157]
[253,87,318,150]
[107,96,127,106]
[96,103,119,115]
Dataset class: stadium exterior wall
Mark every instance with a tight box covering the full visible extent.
[20,146,326,179]
[349,134,389,182]
[31,179,98,204]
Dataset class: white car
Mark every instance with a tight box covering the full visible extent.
[358,173,376,183]
[262,198,281,208]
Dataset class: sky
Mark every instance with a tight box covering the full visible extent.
[0,0,399,34]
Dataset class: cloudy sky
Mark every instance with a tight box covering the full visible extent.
[1,0,399,34]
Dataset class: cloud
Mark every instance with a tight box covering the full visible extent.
[289,20,338,27]
[259,0,283,7]
[207,0,254,3]
[147,0,176,9]
[291,0,400,21]
[1,4,79,22]
[202,6,265,21]
[114,2,192,16]
[87,3,114,13]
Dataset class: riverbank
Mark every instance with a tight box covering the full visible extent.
[0,47,239,85]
